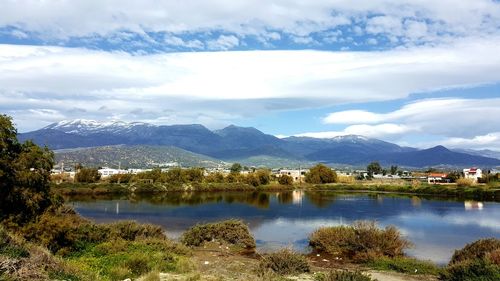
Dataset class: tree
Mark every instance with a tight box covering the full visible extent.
[0,115,55,224]
[255,169,271,185]
[230,163,242,173]
[367,161,382,177]
[305,164,337,184]
[278,174,294,185]
[75,167,101,183]
[390,165,398,175]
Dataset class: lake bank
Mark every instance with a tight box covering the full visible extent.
[52,181,500,201]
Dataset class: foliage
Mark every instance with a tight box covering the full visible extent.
[75,168,101,183]
[441,238,500,281]
[305,164,338,184]
[108,173,133,184]
[390,165,398,175]
[230,163,243,173]
[367,162,382,177]
[456,178,475,187]
[204,172,225,183]
[309,221,411,262]
[0,115,55,225]
[445,172,461,183]
[367,257,441,275]
[449,238,500,265]
[337,175,355,184]
[258,249,310,275]
[255,169,271,185]
[181,219,256,249]
[314,270,376,281]
[278,174,294,185]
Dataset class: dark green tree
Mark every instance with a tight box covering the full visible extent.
[230,163,242,173]
[367,161,382,177]
[278,174,294,185]
[75,167,101,183]
[0,115,55,224]
[255,169,271,185]
[390,165,398,175]
[305,164,337,184]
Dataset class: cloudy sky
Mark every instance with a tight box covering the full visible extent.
[1,0,500,150]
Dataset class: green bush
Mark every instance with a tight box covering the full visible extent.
[305,164,337,184]
[75,168,101,183]
[258,249,310,275]
[315,270,376,281]
[440,259,500,281]
[107,221,165,241]
[441,238,500,281]
[309,221,411,262]
[449,238,500,264]
[181,219,255,249]
[278,175,294,185]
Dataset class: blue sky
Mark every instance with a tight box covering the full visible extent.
[0,0,500,150]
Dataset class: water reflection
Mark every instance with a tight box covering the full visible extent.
[67,191,500,264]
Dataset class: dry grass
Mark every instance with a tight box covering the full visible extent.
[456,178,475,187]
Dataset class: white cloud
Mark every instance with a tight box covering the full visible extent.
[164,36,204,49]
[207,35,240,50]
[1,36,500,132]
[0,0,499,46]
[296,123,414,139]
[323,98,500,139]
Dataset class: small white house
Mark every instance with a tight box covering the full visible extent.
[98,167,129,178]
[463,168,482,182]
[277,169,308,182]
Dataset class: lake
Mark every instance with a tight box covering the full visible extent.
[67,191,500,264]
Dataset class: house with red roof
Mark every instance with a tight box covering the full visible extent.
[463,168,482,182]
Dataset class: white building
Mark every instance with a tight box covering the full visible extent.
[463,168,482,182]
[98,167,129,178]
[277,169,308,182]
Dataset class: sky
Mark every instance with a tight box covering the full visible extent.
[1,0,500,150]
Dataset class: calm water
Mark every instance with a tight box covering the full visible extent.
[67,191,500,264]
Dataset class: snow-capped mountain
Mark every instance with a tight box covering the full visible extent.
[18,119,500,167]
[43,119,152,135]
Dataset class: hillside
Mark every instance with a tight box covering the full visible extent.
[19,119,500,168]
[54,145,226,168]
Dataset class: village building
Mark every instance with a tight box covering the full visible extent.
[276,169,308,182]
[98,167,129,178]
[427,173,449,184]
[463,168,482,182]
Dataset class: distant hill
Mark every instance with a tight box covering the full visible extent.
[54,145,226,168]
[19,119,500,168]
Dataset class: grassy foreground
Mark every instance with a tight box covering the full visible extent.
[2,217,499,280]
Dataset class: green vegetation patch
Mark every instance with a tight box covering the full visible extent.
[367,257,441,275]
[66,238,191,281]
[258,249,310,275]
[309,221,411,262]
[440,238,500,281]
[181,219,256,249]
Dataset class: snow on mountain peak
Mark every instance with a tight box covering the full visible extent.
[44,119,152,135]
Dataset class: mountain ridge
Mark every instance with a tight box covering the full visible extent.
[19,119,500,168]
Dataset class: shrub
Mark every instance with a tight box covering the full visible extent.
[258,249,310,275]
[75,168,101,183]
[245,173,261,187]
[441,259,500,281]
[181,219,255,249]
[107,220,165,241]
[108,173,133,183]
[278,175,294,185]
[449,238,500,265]
[205,172,225,183]
[315,270,376,281]
[309,221,411,262]
[255,169,271,185]
[305,164,337,184]
[456,178,475,187]
[441,238,500,281]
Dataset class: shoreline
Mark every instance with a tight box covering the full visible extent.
[52,182,500,202]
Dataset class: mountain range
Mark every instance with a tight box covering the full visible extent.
[19,119,500,169]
